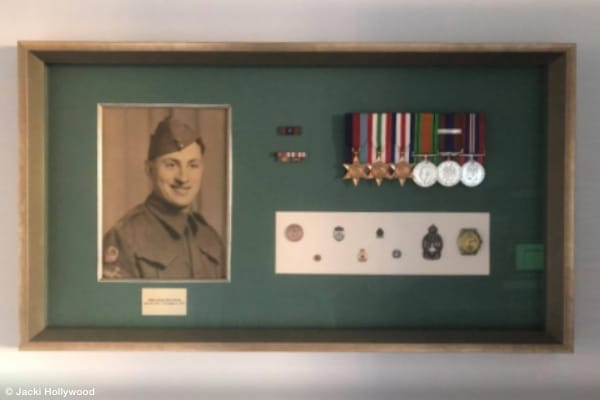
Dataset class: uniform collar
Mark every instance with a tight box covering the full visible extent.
[145,193,198,237]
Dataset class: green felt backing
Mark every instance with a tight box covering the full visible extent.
[46,64,546,329]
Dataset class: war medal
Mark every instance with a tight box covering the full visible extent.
[285,224,304,242]
[457,228,483,255]
[422,224,443,260]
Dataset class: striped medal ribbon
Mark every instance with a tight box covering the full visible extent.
[411,113,439,188]
[436,112,463,187]
[460,112,486,187]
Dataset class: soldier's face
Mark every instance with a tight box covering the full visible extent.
[147,142,204,210]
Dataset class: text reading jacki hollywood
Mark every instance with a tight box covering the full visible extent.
[5,386,95,397]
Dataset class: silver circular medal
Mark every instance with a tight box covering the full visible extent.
[461,159,486,187]
[412,159,438,188]
[437,160,461,187]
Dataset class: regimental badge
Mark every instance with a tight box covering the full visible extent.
[357,248,368,262]
[422,224,443,260]
[457,228,483,255]
[285,224,304,242]
[333,226,345,242]
[376,228,384,238]
[104,246,119,263]
[392,249,402,259]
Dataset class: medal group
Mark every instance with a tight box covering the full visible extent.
[343,112,486,188]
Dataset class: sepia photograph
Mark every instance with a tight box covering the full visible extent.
[98,104,231,281]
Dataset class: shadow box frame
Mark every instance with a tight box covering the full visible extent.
[19,41,575,352]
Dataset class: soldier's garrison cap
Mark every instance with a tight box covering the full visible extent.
[147,116,206,160]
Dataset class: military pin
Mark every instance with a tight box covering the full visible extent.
[422,224,443,260]
[285,223,304,242]
[357,248,368,262]
[412,158,438,188]
[313,254,322,262]
[392,249,402,259]
[437,160,461,187]
[461,158,486,187]
[333,226,345,242]
[457,228,483,255]
[376,228,384,238]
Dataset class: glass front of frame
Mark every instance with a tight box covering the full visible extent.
[46,63,546,330]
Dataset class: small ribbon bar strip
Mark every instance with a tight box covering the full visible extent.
[276,151,307,163]
[278,126,302,136]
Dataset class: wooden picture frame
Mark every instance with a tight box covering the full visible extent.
[19,41,575,351]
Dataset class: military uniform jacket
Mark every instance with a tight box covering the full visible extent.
[103,194,226,279]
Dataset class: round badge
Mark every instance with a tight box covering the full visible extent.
[457,228,483,255]
[412,159,438,188]
[285,224,304,242]
[333,226,345,242]
[392,249,402,259]
[313,254,322,262]
[437,160,461,187]
[104,246,119,263]
[461,159,485,188]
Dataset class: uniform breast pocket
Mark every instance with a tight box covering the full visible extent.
[134,251,179,279]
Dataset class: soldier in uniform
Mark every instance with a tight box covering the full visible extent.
[102,116,226,280]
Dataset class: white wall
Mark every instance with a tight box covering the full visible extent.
[1,1,599,399]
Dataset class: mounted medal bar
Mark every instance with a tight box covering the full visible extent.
[343,112,486,187]
[275,151,307,163]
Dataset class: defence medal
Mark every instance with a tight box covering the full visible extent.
[457,228,483,255]
[412,113,439,188]
[422,224,443,260]
[412,157,437,188]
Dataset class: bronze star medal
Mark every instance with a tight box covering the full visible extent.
[369,154,390,186]
[343,153,368,186]
[391,156,413,186]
